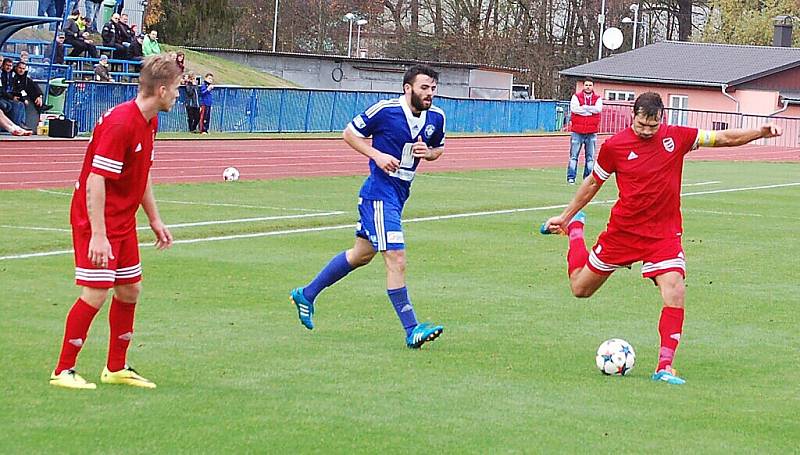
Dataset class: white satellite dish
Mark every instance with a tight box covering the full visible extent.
[602,27,624,50]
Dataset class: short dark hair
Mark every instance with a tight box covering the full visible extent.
[2,57,11,65]
[14,61,26,69]
[633,92,664,118]
[205,73,214,78]
[403,64,438,87]
[584,77,594,83]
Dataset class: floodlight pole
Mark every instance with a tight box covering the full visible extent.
[347,17,354,57]
[272,0,279,52]
[597,0,607,59]
[630,4,640,49]
[356,19,367,57]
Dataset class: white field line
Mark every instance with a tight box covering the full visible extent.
[0,225,71,232]
[0,211,346,234]
[2,182,798,261]
[35,189,339,213]
[682,209,764,218]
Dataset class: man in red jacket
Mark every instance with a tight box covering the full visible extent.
[567,78,603,184]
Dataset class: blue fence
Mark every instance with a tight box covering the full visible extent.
[64,82,558,134]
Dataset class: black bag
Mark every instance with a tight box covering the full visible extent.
[49,117,78,138]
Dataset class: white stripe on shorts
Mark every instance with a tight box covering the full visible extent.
[641,258,686,274]
[588,249,623,272]
[373,200,386,251]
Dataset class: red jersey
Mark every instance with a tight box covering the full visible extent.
[70,100,158,239]
[592,124,699,240]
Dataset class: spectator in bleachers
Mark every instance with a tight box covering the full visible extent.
[64,9,99,58]
[84,0,102,33]
[115,0,124,14]
[93,54,112,81]
[128,34,144,61]
[102,13,129,59]
[0,108,32,136]
[143,30,161,56]
[0,58,26,127]
[182,72,200,133]
[199,73,214,134]
[55,0,66,20]
[19,50,30,63]
[12,61,53,113]
[175,51,185,72]
[54,33,66,65]
[119,14,135,44]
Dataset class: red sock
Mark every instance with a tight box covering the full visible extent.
[657,306,685,372]
[55,298,99,374]
[567,223,589,276]
[107,296,136,372]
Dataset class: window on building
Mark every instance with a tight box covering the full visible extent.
[668,95,689,126]
[604,90,635,101]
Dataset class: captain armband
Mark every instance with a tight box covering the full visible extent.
[696,129,716,147]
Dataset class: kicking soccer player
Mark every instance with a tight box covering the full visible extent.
[290,65,446,348]
[541,92,781,385]
[49,54,182,390]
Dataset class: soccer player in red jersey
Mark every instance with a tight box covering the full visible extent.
[49,54,183,390]
[541,92,781,385]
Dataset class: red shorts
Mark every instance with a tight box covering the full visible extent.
[73,228,142,288]
[587,229,686,279]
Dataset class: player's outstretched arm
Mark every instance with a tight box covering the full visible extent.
[141,174,173,250]
[544,175,603,234]
[703,123,782,148]
[342,126,400,173]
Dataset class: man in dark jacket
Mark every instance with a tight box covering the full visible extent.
[54,33,66,65]
[13,61,53,113]
[64,9,99,58]
[0,57,26,126]
[101,13,128,60]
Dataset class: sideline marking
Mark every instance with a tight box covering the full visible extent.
[2,182,798,261]
[36,189,339,212]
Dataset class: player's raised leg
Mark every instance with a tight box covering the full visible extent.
[651,271,686,385]
[290,237,375,330]
[50,287,107,389]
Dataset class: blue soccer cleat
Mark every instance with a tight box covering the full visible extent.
[539,210,585,235]
[651,368,686,385]
[406,322,444,349]
[290,287,315,330]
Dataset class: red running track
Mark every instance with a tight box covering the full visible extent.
[1,136,798,190]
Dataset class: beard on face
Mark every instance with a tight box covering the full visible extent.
[410,88,432,111]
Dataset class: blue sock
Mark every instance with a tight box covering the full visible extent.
[387,287,418,337]
[303,252,353,303]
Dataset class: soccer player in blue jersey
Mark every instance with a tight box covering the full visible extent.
[290,65,446,349]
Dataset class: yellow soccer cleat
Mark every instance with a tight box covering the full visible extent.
[101,366,157,389]
[50,369,97,390]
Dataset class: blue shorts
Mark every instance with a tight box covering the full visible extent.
[355,197,405,251]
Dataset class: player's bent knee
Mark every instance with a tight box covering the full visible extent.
[571,284,596,299]
[384,251,407,274]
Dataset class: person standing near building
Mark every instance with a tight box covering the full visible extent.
[48,54,182,390]
[182,72,200,133]
[567,78,602,184]
[198,73,213,134]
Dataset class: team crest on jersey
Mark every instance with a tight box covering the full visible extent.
[663,137,675,153]
[424,124,435,138]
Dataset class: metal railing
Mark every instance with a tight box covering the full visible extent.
[561,101,800,148]
[63,81,560,134]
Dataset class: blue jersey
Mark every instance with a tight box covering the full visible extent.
[349,96,446,207]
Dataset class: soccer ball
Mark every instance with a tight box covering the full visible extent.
[222,167,240,181]
[595,338,636,376]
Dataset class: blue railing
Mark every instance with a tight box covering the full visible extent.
[64,82,559,134]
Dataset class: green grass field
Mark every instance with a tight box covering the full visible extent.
[1,162,799,453]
